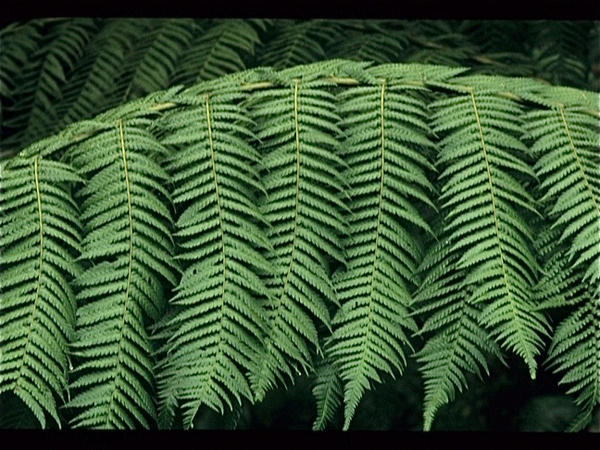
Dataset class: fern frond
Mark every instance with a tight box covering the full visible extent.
[3,19,96,154]
[403,24,479,68]
[414,243,505,430]
[65,119,176,429]
[527,91,600,432]
[247,69,347,402]
[0,20,42,99]
[0,156,82,428]
[428,79,549,377]
[258,20,343,70]
[547,286,599,431]
[96,19,199,112]
[527,99,600,285]
[170,20,259,86]
[311,356,343,431]
[326,30,407,64]
[327,72,436,429]
[529,21,592,89]
[51,19,148,133]
[534,229,600,431]
[153,82,271,429]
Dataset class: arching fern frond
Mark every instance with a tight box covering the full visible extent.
[246,66,347,402]
[65,118,177,429]
[153,80,272,429]
[327,66,437,430]
[0,156,82,428]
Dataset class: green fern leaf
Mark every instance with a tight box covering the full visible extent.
[414,242,505,430]
[246,68,347,402]
[0,156,82,428]
[527,91,600,431]
[51,19,148,133]
[429,80,549,375]
[258,20,343,70]
[327,72,436,429]
[3,19,96,154]
[0,20,42,100]
[95,19,199,112]
[65,118,177,429]
[153,81,272,429]
[327,29,407,64]
[312,356,343,431]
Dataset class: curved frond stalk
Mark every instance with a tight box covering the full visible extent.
[3,19,97,155]
[429,79,549,377]
[247,72,347,402]
[51,19,148,134]
[527,94,600,431]
[170,20,259,87]
[328,74,436,430]
[153,83,271,429]
[66,120,176,429]
[0,156,82,428]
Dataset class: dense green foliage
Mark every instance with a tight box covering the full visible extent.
[0,19,598,431]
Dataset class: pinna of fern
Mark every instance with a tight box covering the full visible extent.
[325,64,441,430]
[525,86,600,432]
[413,75,552,430]
[244,62,350,403]
[64,108,178,428]
[0,155,82,428]
[152,78,273,429]
[2,18,97,156]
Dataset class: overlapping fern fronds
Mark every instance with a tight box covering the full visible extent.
[170,19,261,86]
[96,19,199,113]
[2,19,97,154]
[0,20,43,99]
[48,19,148,136]
[258,20,343,70]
